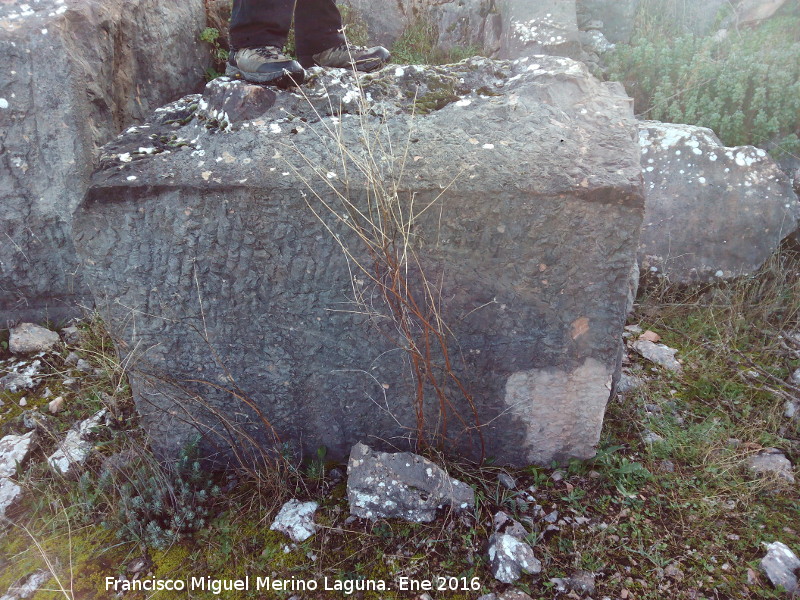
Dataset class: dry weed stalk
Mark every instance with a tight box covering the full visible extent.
[281,56,484,457]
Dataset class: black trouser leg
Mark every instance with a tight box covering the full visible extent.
[229,0,345,58]
[294,0,345,59]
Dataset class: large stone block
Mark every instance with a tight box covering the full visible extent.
[0,0,210,322]
[638,121,799,283]
[74,57,643,465]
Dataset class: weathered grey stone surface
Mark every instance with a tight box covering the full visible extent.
[488,532,542,583]
[0,0,211,322]
[631,340,682,372]
[760,541,800,594]
[0,477,22,519]
[47,409,106,475]
[747,448,795,484]
[498,0,580,59]
[0,431,36,479]
[74,56,643,465]
[432,0,503,57]
[576,0,639,43]
[8,323,60,355]
[0,430,35,518]
[338,0,501,56]
[0,358,43,393]
[347,443,473,522]
[493,510,528,539]
[736,0,789,25]
[270,499,319,542]
[638,122,799,283]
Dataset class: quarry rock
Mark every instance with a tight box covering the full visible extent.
[432,0,503,57]
[270,499,319,542]
[576,0,639,43]
[8,323,60,355]
[498,0,580,60]
[638,122,799,283]
[736,0,789,25]
[760,541,800,594]
[347,443,474,522]
[74,56,643,465]
[339,0,500,54]
[0,0,211,323]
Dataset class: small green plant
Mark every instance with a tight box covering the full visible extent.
[200,27,229,80]
[99,438,220,550]
[304,445,328,480]
[391,18,483,65]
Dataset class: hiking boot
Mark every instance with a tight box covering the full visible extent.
[306,43,391,72]
[226,46,305,87]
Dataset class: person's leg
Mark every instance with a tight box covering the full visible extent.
[227,0,305,86]
[293,0,345,60]
[229,0,293,50]
[294,0,390,71]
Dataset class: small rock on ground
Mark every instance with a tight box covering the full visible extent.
[47,410,107,475]
[488,532,541,584]
[0,431,36,479]
[347,442,474,522]
[760,541,800,593]
[617,371,646,394]
[493,510,528,539]
[632,340,682,372]
[270,499,319,542]
[497,472,516,489]
[0,570,50,600]
[9,323,60,354]
[747,448,795,484]
[0,360,43,393]
[0,478,22,519]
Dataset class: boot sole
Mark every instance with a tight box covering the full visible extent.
[225,64,305,88]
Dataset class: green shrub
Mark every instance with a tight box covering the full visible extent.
[99,438,220,550]
[200,27,229,80]
[606,13,800,156]
[391,18,483,65]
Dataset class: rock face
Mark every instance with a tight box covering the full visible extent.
[638,122,799,283]
[340,0,501,54]
[576,0,639,43]
[347,443,474,522]
[499,0,580,60]
[74,56,643,465]
[0,0,211,322]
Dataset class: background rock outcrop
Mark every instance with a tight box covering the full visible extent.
[74,56,643,466]
[0,0,211,322]
[638,121,799,283]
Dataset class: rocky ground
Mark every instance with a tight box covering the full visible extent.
[1,247,799,600]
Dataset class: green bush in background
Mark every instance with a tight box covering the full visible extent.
[606,8,800,157]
